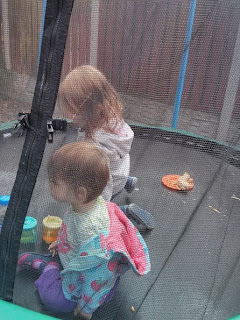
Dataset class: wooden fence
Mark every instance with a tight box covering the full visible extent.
[0,0,240,114]
[3,0,42,74]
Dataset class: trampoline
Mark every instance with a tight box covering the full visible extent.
[0,1,240,319]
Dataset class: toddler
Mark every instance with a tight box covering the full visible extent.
[18,142,151,319]
[58,64,154,230]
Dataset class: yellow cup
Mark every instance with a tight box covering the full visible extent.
[42,215,62,244]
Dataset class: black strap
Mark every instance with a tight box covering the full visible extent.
[0,0,75,300]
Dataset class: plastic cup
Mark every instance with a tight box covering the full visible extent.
[0,195,10,233]
[42,215,62,244]
[20,216,37,243]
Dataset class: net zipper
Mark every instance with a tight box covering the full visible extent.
[1,0,63,298]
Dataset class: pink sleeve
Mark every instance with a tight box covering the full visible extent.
[102,202,150,275]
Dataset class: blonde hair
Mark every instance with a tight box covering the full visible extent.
[48,142,110,203]
[59,65,123,138]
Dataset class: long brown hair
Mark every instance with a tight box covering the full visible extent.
[59,65,123,138]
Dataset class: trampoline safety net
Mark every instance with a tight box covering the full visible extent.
[0,1,240,320]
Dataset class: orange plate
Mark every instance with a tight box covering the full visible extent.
[162,174,194,191]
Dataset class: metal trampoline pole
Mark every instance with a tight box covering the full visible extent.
[38,0,47,68]
[1,0,11,70]
[90,0,100,67]
[171,0,197,128]
[216,17,240,142]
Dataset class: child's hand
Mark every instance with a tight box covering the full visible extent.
[73,305,92,320]
[48,241,58,257]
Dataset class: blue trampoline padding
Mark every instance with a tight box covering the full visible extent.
[0,300,59,319]
[0,195,10,206]
[227,316,240,320]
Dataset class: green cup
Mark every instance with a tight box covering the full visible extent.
[20,216,37,244]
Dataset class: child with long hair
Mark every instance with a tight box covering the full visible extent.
[58,65,154,230]
[18,142,150,319]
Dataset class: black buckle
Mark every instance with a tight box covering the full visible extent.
[47,119,67,143]
[14,113,30,136]
[13,113,68,142]
[52,119,67,131]
[47,120,54,143]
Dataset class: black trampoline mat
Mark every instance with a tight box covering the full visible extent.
[1,128,240,320]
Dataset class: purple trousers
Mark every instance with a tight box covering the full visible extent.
[35,268,120,313]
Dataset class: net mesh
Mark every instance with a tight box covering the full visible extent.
[0,1,240,319]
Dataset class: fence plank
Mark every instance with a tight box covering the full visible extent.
[2,0,240,115]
